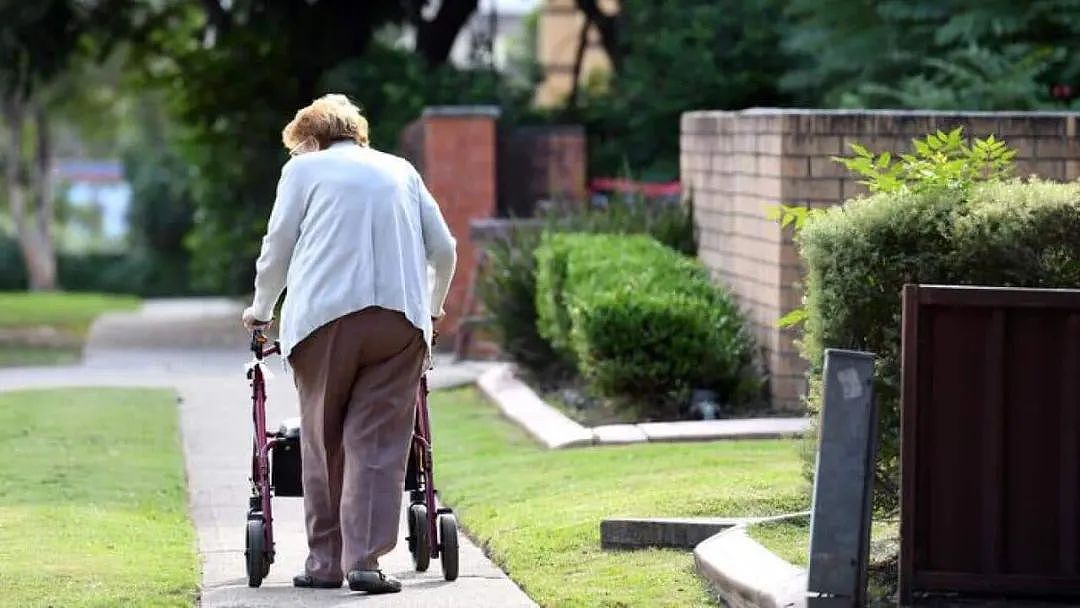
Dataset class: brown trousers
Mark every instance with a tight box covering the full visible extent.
[289,306,426,579]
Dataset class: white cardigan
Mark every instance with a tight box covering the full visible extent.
[247,141,457,358]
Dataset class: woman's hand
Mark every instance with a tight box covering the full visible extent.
[242,307,272,331]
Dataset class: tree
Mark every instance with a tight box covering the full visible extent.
[127,0,481,292]
[0,1,82,290]
[573,0,790,178]
[574,0,620,71]
[781,0,1080,109]
[0,0,147,290]
[409,0,480,67]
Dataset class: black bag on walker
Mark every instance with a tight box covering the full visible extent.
[271,417,303,497]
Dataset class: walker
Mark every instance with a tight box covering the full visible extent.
[243,328,459,587]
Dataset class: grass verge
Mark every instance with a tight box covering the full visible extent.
[0,292,140,334]
[0,388,197,607]
[0,292,139,367]
[0,344,81,367]
[431,387,809,608]
[746,514,810,566]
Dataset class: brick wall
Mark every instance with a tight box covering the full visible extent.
[680,109,1080,409]
[420,106,501,346]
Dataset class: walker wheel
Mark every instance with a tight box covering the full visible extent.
[408,503,430,572]
[439,513,459,581]
[245,517,268,587]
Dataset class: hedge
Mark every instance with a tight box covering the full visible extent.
[479,197,698,377]
[0,235,195,296]
[798,179,1080,511]
[535,233,754,417]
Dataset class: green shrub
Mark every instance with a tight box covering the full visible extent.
[784,128,1077,511]
[535,233,754,417]
[536,233,685,356]
[478,197,698,377]
[798,179,1080,511]
[476,227,563,374]
[0,236,27,290]
[533,233,577,359]
[57,251,195,297]
[0,234,196,296]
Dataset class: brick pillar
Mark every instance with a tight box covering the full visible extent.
[419,106,500,347]
[682,108,1080,410]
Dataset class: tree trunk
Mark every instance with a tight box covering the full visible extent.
[574,0,620,72]
[567,19,591,109]
[415,0,479,67]
[2,94,58,291]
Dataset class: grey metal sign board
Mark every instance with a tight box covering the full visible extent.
[808,349,878,605]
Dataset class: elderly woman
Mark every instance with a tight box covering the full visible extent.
[242,94,456,594]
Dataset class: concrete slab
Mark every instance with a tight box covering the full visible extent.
[476,364,594,449]
[591,424,649,444]
[638,418,811,443]
[600,517,740,550]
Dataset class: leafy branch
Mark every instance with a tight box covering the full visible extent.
[767,126,1018,328]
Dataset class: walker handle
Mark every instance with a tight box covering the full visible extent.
[250,327,279,359]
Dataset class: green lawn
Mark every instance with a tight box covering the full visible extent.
[0,292,139,335]
[0,292,139,367]
[747,516,900,568]
[0,388,198,607]
[0,344,81,367]
[746,514,811,566]
[431,388,809,608]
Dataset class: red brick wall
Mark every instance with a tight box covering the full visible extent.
[419,106,501,345]
[681,109,1080,409]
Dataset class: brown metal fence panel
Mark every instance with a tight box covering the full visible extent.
[496,125,586,218]
[900,285,1080,603]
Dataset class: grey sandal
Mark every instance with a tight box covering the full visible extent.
[347,569,402,594]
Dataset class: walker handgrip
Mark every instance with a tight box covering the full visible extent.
[251,329,280,360]
[251,329,268,358]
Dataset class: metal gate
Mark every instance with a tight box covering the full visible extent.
[900,285,1080,602]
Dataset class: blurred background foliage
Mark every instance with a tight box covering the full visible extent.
[2,0,1080,294]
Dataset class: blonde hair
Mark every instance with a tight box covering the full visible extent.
[282,94,369,155]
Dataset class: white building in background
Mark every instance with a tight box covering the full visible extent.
[52,159,131,253]
[445,0,619,108]
[448,0,539,71]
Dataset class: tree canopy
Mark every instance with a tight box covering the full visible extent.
[781,0,1080,109]
[5,0,1080,293]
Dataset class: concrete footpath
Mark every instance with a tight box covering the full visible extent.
[0,299,535,608]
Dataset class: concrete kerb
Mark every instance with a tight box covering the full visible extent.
[694,522,809,608]
[475,364,811,449]
[475,364,594,449]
